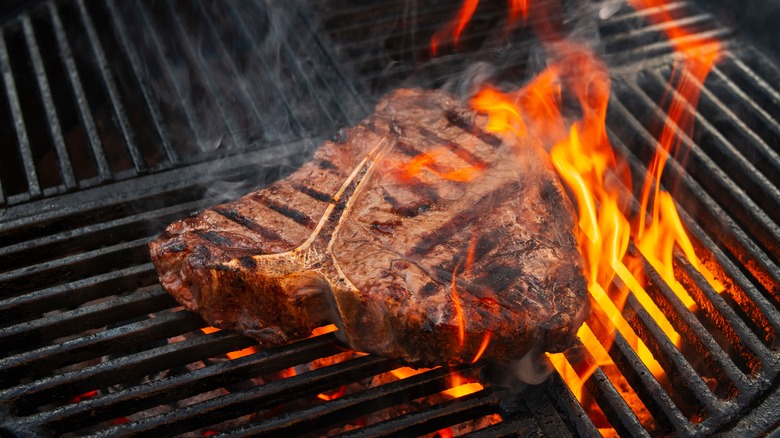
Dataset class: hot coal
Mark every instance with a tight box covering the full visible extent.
[149,88,589,367]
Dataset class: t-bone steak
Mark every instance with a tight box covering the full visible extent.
[149,88,589,366]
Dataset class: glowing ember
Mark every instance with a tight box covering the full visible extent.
[200,326,257,359]
[442,371,484,399]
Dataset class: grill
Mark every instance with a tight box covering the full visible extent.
[1,0,778,436]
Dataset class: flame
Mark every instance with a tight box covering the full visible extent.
[627,0,725,299]
[390,366,430,380]
[317,386,347,401]
[393,147,485,183]
[431,0,479,55]
[471,330,492,364]
[442,372,483,398]
[200,326,257,359]
[451,265,467,347]
[508,0,529,23]
[455,1,728,433]
[312,323,339,336]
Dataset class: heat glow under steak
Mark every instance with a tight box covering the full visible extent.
[149,88,589,366]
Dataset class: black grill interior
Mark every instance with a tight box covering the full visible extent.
[1,0,779,436]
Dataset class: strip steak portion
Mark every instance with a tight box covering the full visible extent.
[149,88,589,366]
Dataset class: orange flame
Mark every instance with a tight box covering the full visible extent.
[431,0,479,55]
[442,372,484,398]
[508,0,529,23]
[201,326,257,360]
[393,146,486,183]
[451,265,467,347]
[628,0,724,300]
[470,330,492,364]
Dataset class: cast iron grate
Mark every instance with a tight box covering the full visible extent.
[1,0,779,436]
[0,0,364,207]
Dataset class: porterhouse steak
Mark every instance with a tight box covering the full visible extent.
[150,88,589,366]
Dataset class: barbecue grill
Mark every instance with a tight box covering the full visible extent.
[1,0,778,436]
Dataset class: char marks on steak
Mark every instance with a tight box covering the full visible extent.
[149,89,589,366]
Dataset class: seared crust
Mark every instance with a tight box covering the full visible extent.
[149,88,589,365]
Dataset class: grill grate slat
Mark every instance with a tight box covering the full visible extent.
[74,0,145,175]
[4,327,256,416]
[0,310,202,389]
[34,333,343,434]
[93,355,396,437]
[0,31,40,198]
[566,342,651,438]
[47,0,111,182]
[103,0,177,165]
[237,365,475,436]
[20,13,76,190]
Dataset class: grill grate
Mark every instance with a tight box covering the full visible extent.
[1,0,780,436]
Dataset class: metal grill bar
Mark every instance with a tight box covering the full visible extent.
[696,70,780,188]
[189,1,267,143]
[637,251,748,394]
[160,0,243,151]
[646,68,780,222]
[34,333,343,434]
[607,95,780,304]
[238,365,476,436]
[285,9,363,127]
[94,355,396,437]
[600,1,689,28]
[75,0,145,174]
[0,32,40,198]
[586,300,691,434]
[565,341,650,438]
[545,373,602,437]
[0,264,156,325]
[103,0,177,165]
[607,29,728,63]
[0,198,207,272]
[628,71,780,253]
[0,286,173,355]
[517,382,581,436]
[602,13,716,53]
[0,237,152,295]
[223,2,305,141]
[0,310,202,388]
[3,327,255,415]
[48,1,111,181]
[338,388,499,438]
[129,0,205,154]
[21,14,76,190]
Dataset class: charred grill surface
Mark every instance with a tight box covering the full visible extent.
[149,88,589,366]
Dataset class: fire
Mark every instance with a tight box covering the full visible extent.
[431,0,479,56]
[465,8,723,428]
[392,146,486,183]
[450,265,467,347]
[442,372,484,398]
[200,326,257,359]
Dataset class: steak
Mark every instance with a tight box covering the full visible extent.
[149,88,589,366]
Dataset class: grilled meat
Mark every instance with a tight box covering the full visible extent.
[149,88,589,366]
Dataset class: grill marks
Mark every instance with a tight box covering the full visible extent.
[212,207,285,242]
[252,194,316,228]
[445,109,503,148]
[409,181,519,257]
[418,127,489,171]
[293,183,334,203]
